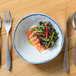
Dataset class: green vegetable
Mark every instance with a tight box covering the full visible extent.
[46,32,54,48]
[39,37,50,41]
[32,28,45,33]
[47,26,50,29]
[41,24,44,26]
[44,22,48,25]
[37,26,45,29]
[31,22,59,49]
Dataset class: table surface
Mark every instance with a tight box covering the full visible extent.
[0,0,76,76]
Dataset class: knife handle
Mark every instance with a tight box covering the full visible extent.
[73,30,76,65]
[63,38,69,72]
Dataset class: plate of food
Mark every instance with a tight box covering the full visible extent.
[13,13,64,64]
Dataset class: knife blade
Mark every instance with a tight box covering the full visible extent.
[63,6,69,72]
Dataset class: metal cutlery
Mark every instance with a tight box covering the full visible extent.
[4,11,12,70]
[72,12,76,66]
[0,16,1,29]
[0,16,1,66]
[63,6,69,72]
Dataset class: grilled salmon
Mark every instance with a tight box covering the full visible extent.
[26,28,45,52]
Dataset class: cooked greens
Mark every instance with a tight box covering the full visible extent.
[32,22,59,48]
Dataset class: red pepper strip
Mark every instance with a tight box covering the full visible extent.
[49,36,52,38]
[45,24,48,39]
[38,33,51,38]
[38,33,46,36]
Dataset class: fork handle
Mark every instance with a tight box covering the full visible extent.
[73,30,76,65]
[6,32,11,70]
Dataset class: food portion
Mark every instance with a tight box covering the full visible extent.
[26,26,45,52]
[26,22,59,52]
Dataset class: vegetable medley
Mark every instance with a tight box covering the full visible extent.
[32,22,59,48]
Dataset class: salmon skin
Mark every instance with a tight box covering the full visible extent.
[26,27,45,52]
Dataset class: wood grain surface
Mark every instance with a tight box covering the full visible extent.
[0,0,76,76]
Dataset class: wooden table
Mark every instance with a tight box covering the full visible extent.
[0,0,76,76]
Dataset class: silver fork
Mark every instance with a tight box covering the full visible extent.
[4,11,12,70]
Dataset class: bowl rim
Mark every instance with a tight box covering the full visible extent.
[13,13,64,64]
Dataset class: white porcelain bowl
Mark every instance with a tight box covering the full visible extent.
[13,13,64,64]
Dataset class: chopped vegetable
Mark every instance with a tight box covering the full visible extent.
[45,24,48,39]
[49,36,52,38]
[38,33,52,38]
[38,33,46,36]
[32,28,45,33]
[31,21,59,49]
[47,32,54,48]
[39,36,50,41]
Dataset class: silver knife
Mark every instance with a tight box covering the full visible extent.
[0,16,1,67]
[0,16,1,29]
[63,6,69,72]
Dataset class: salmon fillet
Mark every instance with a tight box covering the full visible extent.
[26,28,45,52]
